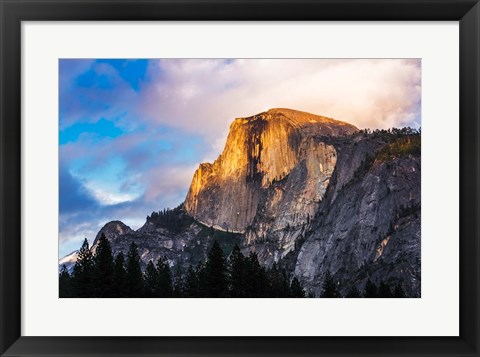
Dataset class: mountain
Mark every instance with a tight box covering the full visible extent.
[79,206,242,271]
[58,250,79,273]
[184,108,358,232]
[60,108,421,297]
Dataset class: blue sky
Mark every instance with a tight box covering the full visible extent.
[59,58,421,257]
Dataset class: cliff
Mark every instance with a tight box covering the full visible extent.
[184,108,358,232]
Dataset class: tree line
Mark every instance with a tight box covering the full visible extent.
[59,234,307,298]
[60,234,407,298]
[320,270,406,298]
[146,205,194,233]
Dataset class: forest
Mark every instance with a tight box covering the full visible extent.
[59,234,406,298]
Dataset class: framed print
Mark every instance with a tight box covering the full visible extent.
[1,0,479,356]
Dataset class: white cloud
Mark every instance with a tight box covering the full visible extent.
[138,59,421,145]
[83,180,141,206]
[142,164,198,203]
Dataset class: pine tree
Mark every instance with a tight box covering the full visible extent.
[196,263,208,297]
[378,282,393,298]
[125,241,144,297]
[345,285,361,298]
[204,241,228,297]
[321,270,339,298]
[92,233,115,297]
[266,263,286,297]
[290,277,305,298]
[228,245,247,297]
[112,252,127,297]
[59,265,72,298]
[244,252,268,297]
[364,279,378,298]
[144,260,158,298]
[393,282,406,298]
[280,270,291,297]
[172,264,185,297]
[156,257,173,298]
[184,265,200,297]
[72,238,94,297]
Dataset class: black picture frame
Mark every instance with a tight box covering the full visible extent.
[1,0,479,356]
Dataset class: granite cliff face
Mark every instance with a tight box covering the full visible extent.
[285,133,421,297]
[184,108,357,233]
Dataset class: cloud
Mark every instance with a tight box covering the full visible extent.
[59,60,139,130]
[59,163,99,213]
[141,164,198,203]
[137,59,421,143]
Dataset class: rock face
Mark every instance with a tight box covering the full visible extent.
[291,135,421,297]
[83,207,242,271]
[91,221,134,253]
[184,108,357,233]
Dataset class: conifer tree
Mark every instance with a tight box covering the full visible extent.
[204,241,228,297]
[290,277,305,298]
[92,233,115,297]
[156,257,173,298]
[59,265,72,298]
[244,252,267,297]
[393,282,406,298]
[184,265,200,298]
[72,238,94,297]
[196,263,208,297]
[228,245,247,297]
[266,263,282,297]
[144,260,158,298]
[112,252,127,297]
[321,270,339,298]
[172,264,185,297]
[378,282,393,298]
[125,241,144,297]
[364,279,378,298]
[345,285,361,298]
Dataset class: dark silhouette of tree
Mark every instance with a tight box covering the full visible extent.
[172,264,185,297]
[112,252,127,297]
[146,205,194,233]
[364,279,378,298]
[393,282,406,298]
[156,257,173,297]
[72,238,94,297]
[196,263,208,297]
[378,282,393,298]
[92,233,115,297]
[204,241,228,297]
[62,234,311,299]
[266,263,290,298]
[228,245,248,297]
[144,260,158,298]
[125,241,144,297]
[59,265,72,298]
[184,265,200,297]
[321,270,339,298]
[244,252,268,297]
[345,285,361,298]
[290,277,305,298]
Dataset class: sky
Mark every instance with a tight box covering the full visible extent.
[59,58,421,257]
